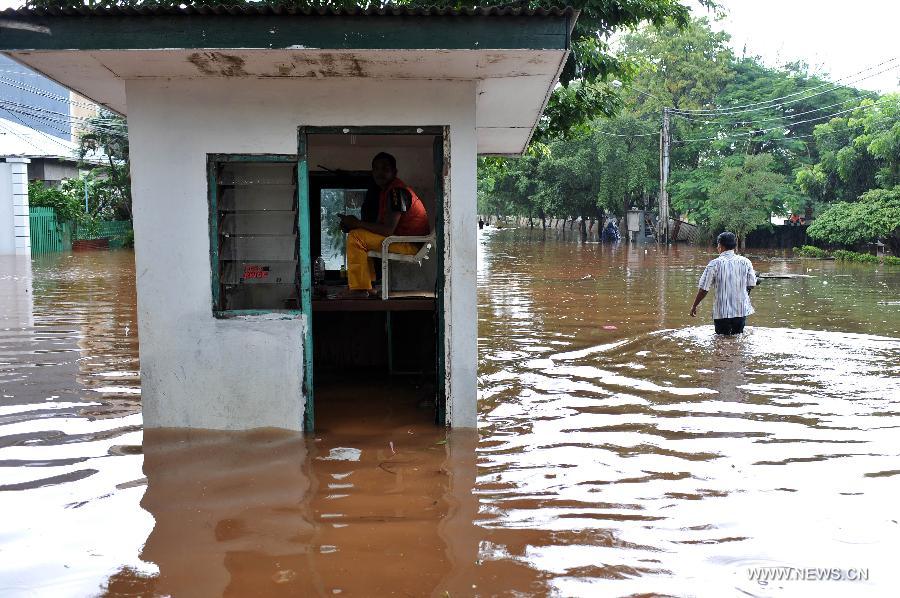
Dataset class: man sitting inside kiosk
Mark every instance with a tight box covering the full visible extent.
[339,152,430,297]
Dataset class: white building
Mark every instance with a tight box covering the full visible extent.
[0,5,576,431]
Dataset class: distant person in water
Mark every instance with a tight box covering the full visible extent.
[601,219,620,243]
[478,218,485,230]
[338,152,430,297]
[690,231,757,335]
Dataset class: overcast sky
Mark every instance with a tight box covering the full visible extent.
[0,0,897,92]
[691,0,899,93]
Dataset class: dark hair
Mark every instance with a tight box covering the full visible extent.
[371,152,397,171]
[717,231,737,250]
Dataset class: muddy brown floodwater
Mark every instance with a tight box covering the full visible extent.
[1,229,899,598]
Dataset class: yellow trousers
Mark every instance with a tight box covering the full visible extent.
[346,228,420,290]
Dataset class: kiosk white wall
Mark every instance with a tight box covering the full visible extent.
[127,78,477,430]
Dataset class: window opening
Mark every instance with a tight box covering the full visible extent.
[320,188,367,271]
[211,158,299,313]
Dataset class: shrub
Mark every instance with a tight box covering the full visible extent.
[833,249,900,265]
[808,187,900,246]
[28,181,83,223]
[794,245,827,258]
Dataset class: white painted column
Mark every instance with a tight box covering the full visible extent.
[446,93,479,429]
[0,158,31,256]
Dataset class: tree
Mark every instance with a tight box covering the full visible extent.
[709,153,786,248]
[796,94,900,206]
[77,111,132,220]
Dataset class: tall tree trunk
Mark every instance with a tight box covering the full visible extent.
[580,215,587,242]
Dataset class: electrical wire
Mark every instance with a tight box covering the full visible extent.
[0,101,125,135]
[0,76,101,109]
[669,56,898,115]
[669,63,898,119]
[0,117,47,154]
[0,108,74,152]
[669,94,879,126]
[671,99,892,144]
[592,129,659,138]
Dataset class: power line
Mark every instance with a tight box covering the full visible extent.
[669,63,898,119]
[669,56,898,116]
[0,107,118,136]
[0,108,74,152]
[0,100,125,134]
[0,75,100,110]
[0,117,47,154]
[593,128,659,138]
[670,94,879,127]
[671,98,891,144]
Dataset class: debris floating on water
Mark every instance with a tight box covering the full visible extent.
[758,273,812,279]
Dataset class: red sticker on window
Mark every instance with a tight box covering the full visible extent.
[242,264,270,280]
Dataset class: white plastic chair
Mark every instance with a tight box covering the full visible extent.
[367,230,435,299]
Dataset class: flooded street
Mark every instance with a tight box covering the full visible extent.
[1,230,899,597]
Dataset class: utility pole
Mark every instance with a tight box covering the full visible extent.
[658,107,671,244]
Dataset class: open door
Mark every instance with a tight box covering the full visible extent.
[298,126,446,432]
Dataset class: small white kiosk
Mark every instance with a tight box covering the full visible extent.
[0,5,575,431]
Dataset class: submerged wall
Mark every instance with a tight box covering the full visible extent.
[126,77,477,430]
[746,224,809,249]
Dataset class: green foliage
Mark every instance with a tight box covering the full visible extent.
[796,94,899,204]
[476,15,900,246]
[27,180,83,223]
[793,246,900,265]
[807,186,900,246]
[794,245,827,258]
[709,153,786,245]
[833,250,900,265]
[479,113,659,225]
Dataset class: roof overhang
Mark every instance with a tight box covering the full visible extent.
[0,6,577,155]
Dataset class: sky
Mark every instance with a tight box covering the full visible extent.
[690,0,900,93]
[0,0,897,92]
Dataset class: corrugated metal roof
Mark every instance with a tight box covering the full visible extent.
[0,4,576,18]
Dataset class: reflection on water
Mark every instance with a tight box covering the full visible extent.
[1,231,899,597]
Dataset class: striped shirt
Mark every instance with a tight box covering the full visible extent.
[698,250,757,319]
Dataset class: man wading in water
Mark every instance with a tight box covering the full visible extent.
[690,231,758,334]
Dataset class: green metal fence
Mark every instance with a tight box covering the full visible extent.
[29,207,73,254]
[30,207,133,253]
[77,220,133,249]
